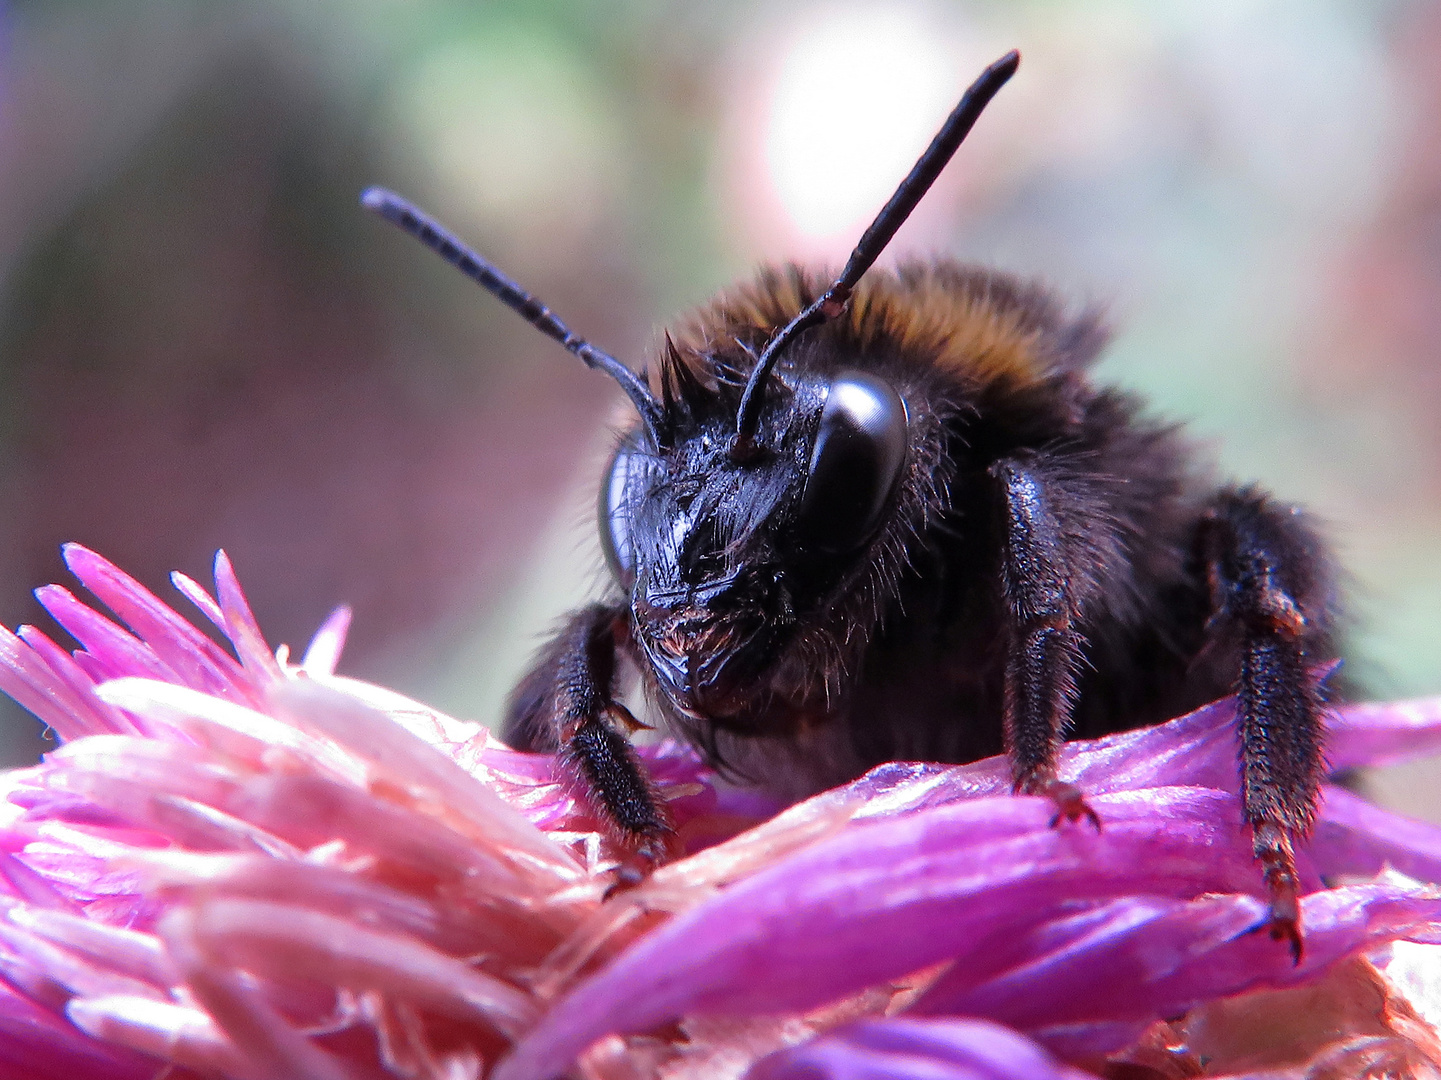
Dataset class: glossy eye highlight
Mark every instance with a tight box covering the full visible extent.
[794,371,908,553]
[600,445,641,586]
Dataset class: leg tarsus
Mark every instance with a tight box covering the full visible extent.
[1199,489,1332,968]
[1254,820,1304,965]
[603,829,682,900]
[1042,779,1102,831]
[1015,772,1102,830]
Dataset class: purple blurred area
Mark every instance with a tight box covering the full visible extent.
[0,0,1438,827]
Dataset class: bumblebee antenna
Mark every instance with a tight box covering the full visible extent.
[361,187,666,445]
[732,48,1020,459]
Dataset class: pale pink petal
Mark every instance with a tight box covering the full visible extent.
[162,908,359,1080]
[182,897,538,1038]
[302,606,352,676]
[267,680,580,879]
[168,570,226,633]
[66,995,246,1079]
[8,907,172,989]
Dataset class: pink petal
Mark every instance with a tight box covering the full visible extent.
[66,995,243,1079]
[10,629,121,740]
[266,681,579,878]
[62,545,252,703]
[0,624,103,742]
[33,586,179,687]
[181,897,538,1038]
[301,606,352,676]
[167,571,226,634]
[15,628,137,738]
[161,908,359,1080]
[211,551,283,685]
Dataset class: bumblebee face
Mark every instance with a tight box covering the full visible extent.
[600,366,908,726]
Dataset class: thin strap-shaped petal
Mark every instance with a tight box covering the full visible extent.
[184,898,538,1039]
[62,545,252,703]
[160,908,361,1080]
[301,606,351,676]
[35,586,180,686]
[0,921,165,1002]
[67,995,245,1079]
[268,681,579,878]
[0,624,105,742]
[915,882,1441,1041]
[0,853,84,913]
[212,551,283,684]
[9,907,173,989]
[168,571,226,634]
[94,679,356,777]
[16,627,140,738]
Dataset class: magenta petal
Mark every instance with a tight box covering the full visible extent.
[1327,696,1441,771]
[746,1018,1098,1080]
[0,625,94,742]
[6,629,119,740]
[914,882,1441,1047]
[493,789,1269,1080]
[1311,785,1441,884]
[0,981,160,1080]
[837,701,1240,819]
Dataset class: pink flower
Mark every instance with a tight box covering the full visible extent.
[0,544,1438,1079]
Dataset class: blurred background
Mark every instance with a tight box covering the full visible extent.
[1,0,1439,814]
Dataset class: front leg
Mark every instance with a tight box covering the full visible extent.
[503,604,676,879]
[992,459,1098,826]
[1201,488,1333,962]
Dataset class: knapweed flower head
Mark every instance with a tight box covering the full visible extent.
[0,545,1439,1079]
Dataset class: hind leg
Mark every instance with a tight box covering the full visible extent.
[1198,487,1335,961]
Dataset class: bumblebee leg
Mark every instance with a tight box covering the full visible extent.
[993,460,1096,827]
[1201,488,1332,963]
[503,604,675,880]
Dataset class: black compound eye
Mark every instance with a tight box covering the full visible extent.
[599,445,643,587]
[795,371,908,554]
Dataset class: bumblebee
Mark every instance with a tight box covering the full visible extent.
[364,51,1334,958]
